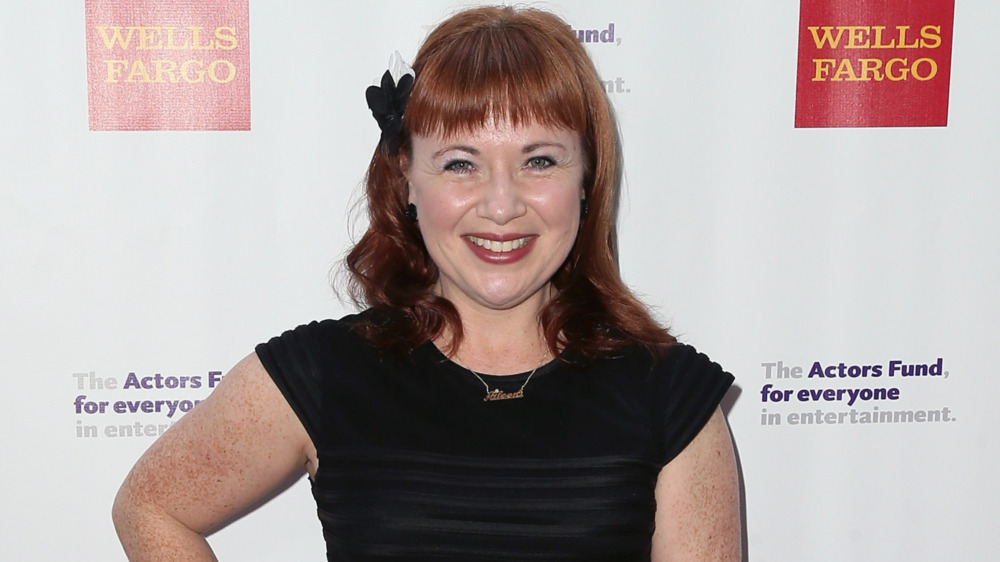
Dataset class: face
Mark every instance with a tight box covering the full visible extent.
[405,119,585,315]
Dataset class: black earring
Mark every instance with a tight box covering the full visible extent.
[405,203,418,222]
[580,199,588,220]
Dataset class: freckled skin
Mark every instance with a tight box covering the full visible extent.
[112,353,315,560]
[652,409,742,561]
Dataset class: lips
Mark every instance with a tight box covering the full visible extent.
[464,234,535,263]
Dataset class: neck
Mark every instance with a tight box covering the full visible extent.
[437,291,553,376]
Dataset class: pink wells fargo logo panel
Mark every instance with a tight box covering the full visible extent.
[795,0,955,128]
[86,0,250,131]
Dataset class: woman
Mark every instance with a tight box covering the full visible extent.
[113,6,740,561]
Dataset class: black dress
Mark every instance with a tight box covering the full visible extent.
[256,312,734,561]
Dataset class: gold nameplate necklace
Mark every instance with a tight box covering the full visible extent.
[467,365,538,402]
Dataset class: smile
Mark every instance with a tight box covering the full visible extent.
[466,235,531,253]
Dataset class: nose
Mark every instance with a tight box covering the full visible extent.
[477,171,527,225]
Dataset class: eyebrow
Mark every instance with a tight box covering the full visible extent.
[433,145,479,159]
[523,142,568,153]
[432,142,568,159]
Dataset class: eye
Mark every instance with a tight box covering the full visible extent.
[443,159,474,174]
[526,156,555,169]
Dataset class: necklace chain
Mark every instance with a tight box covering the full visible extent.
[456,350,549,402]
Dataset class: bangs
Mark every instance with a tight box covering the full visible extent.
[405,15,589,138]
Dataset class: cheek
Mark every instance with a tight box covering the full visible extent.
[414,194,469,243]
[416,184,478,219]
[537,189,583,231]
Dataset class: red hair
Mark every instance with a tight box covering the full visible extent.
[345,6,674,360]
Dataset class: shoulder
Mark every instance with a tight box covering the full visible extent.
[654,342,735,408]
[657,343,734,385]
[601,342,734,388]
[266,311,370,339]
[252,311,384,397]
[636,343,735,464]
[255,312,374,359]
[250,311,388,448]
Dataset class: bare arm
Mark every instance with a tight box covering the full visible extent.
[651,407,741,562]
[112,353,315,561]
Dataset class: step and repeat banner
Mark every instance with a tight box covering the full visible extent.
[2,1,996,560]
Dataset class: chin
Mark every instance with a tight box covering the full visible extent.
[475,286,548,311]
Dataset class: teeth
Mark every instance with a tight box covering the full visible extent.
[468,236,530,253]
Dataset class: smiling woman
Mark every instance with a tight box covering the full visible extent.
[112,6,741,562]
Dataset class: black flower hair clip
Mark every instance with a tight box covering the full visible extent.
[365,52,414,155]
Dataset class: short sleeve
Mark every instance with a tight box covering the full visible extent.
[255,320,338,447]
[656,344,735,465]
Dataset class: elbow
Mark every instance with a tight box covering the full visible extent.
[112,474,158,555]
[112,479,137,543]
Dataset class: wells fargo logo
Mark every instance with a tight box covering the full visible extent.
[86,0,250,131]
[795,0,955,128]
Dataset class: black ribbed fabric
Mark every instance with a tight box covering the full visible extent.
[256,313,733,561]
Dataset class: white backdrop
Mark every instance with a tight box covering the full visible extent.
[1,1,997,560]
